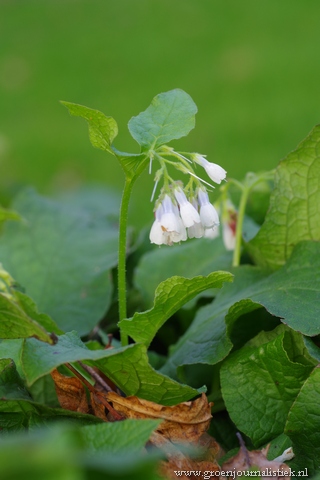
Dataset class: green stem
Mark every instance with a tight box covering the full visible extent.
[232,185,249,267]
[118,177,135,346]
[231,172,274,267]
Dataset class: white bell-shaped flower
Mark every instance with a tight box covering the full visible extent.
[150,195,188,246]
[198,189,220,228]
[187,197,204,238]
[194,154,226,184]
[149,205,165,245]
[160,195,180,234]
[172,202,187,242]
[174,187,201,228]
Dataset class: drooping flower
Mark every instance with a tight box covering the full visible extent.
[197,188,220,228]
[149,204,165,245]
[172,201,187,242]
[150,195,187,246]
[174,187,201,228]
[193,154,227,184]
[160,194,180,234]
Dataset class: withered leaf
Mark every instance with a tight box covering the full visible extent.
[106,392,212,443]
[51,368,124,421]
[90,392,109,421]
[51,368,89,413]
[51,369,223,476]
[222,443,291,480]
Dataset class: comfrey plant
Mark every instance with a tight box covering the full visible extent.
[0,89,319,475]
[62,89,269,345]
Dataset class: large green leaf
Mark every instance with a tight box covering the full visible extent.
[81,420,162,453]
[93,343,202,406]
[28,374,60,407]
[0,292,55,344]
[61,101,118,154]
[226,241,320,337]
[0,426,161,480]
[162,241,320,377]
[0,189,119,335]
[128,89,197,148]
[245,324,318,367]
[14,290,62,335]
[56,185,121,219]
[220,331,314,446]
[120,271,233,347]
[161,267,268,378]
[285,366,320,474]
[248,125,320,269]
[0,358,31,401]
[20,331,120,385]
[134,236,233,308]
[0,331,199,405]
[0,339,24,378]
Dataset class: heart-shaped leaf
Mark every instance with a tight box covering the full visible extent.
[128,89,197,149]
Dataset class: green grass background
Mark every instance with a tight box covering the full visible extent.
[1,0,320,227]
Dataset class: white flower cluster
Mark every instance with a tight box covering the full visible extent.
[149,153,227,246]
[150,188,220,246]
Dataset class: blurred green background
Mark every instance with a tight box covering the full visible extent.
[1,0,320,228]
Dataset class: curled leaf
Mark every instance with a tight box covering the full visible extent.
[61,101,118,154]
[106,391,212,443]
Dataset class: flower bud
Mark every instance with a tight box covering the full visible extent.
[194,154,226,184]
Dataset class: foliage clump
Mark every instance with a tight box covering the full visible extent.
[0,90,319,478]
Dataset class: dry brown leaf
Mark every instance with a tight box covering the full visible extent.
[222,442,291,480]
[106,392,222,479]
[51,368,89,413]
[90,392,109,421]
[106,391,212,443]
[51,364,291,480]
[51,368,225,478]
[51,368,125,421]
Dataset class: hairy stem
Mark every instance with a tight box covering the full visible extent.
[118,177,135,346]
[232,186,249,267]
